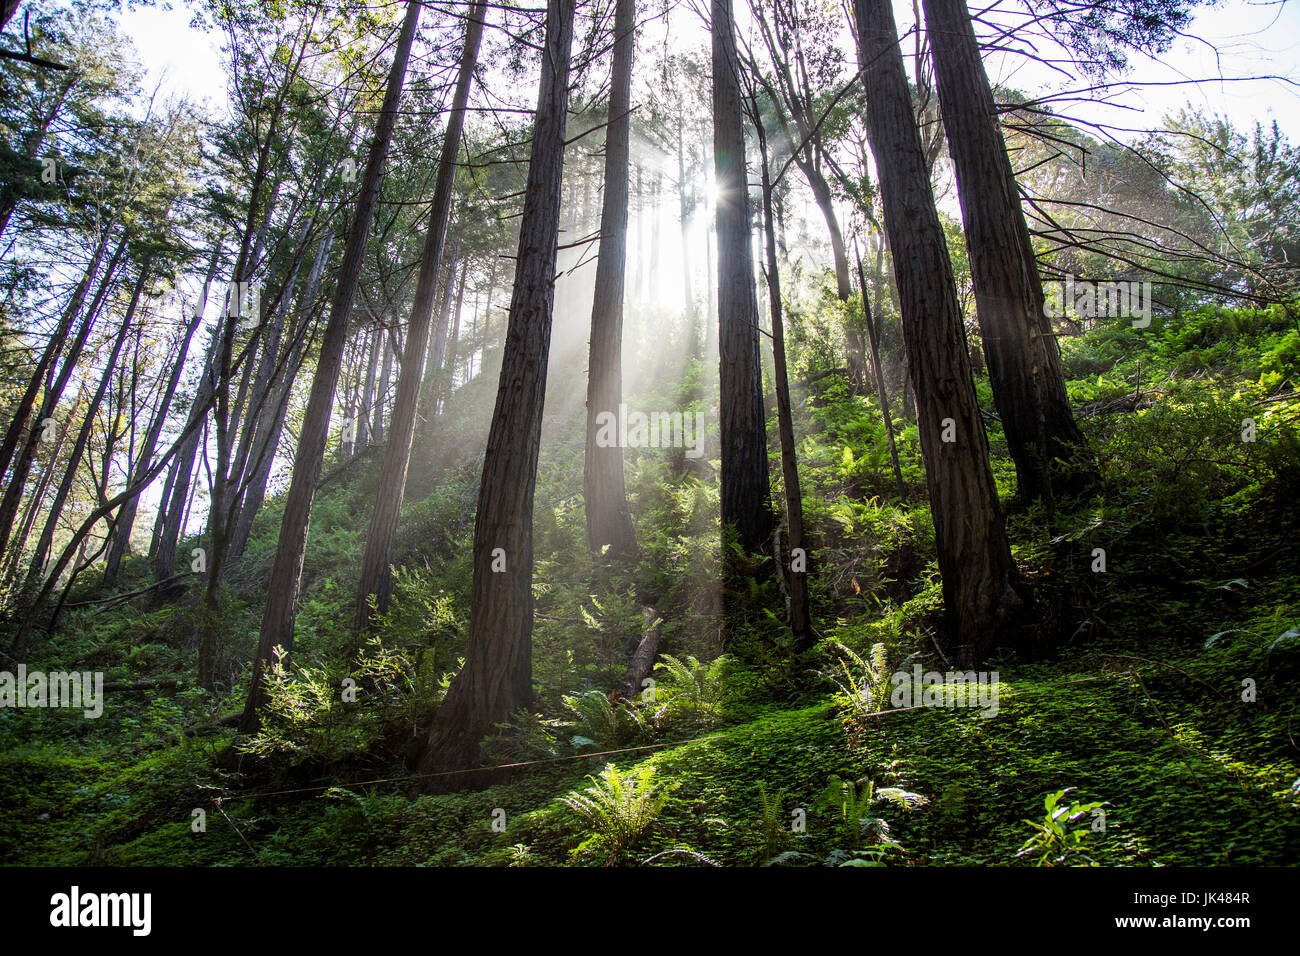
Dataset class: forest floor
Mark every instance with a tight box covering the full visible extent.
[2,303,1299,866]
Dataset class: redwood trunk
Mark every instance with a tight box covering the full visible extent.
[756,113,813,648]
[417,0,575,781]
[583,0,638,559]
[920,0,1095,503]
[852,0,1025,665]
[712,0,773,556]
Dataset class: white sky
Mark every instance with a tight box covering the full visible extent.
[118,0,1300,140]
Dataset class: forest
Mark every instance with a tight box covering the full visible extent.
[0,0,1298,882]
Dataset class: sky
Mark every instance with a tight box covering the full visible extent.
[116,0,1300,139]
[982,0,1300,138]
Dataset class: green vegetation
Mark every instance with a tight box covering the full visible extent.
[2,303,1296,867]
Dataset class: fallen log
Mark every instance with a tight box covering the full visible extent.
[620,606,662,701]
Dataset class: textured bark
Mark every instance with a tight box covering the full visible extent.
[852,0,1025,665]
[713,0,773,555]
[620,606,662,700]
[583,0,638,559]
[921,0,1096,503]
[417,0,574,782]
[239,0,421,727]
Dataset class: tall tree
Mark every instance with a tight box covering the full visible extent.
[238,0,422,722]
[752,93,813,649]
[712,0,773,557]
[354,0,487,636]
[851,0,1026,665]
[417,0,575,781]
[920,0,1095,503]
[583,0,637,559]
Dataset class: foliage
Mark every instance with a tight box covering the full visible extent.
[1016,789,1108,867]
[557,763,673,865]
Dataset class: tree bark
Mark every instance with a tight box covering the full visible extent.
[920,0,1096,503]
[583,0,638,560]
[713,0,773,558]
[851,0,1026,666]
[416,0,575,782]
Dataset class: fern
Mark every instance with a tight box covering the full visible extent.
[823,640,895,715]
[819,774,927,855]
[756,784,788,863]
[562,690,653,747]
[558,763,673,865]
[653,653,731,725]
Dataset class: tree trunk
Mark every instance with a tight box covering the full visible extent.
[237,0,422,725]
[418,231,462,430]
[920,0,1095,504]
[227,227,335,565]
[440,262,468,409]
[755,110,813,648]
[155,310,222,587]
[851,0,1025,666]
[713,0,773,556]
[416,0,575,782]
[224,228,306,554]
[583,0,638,560]
[373,318,392,443]
[359,320,380,448]
[620,606,662,700]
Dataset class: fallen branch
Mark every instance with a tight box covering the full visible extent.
[62,573,192,611]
